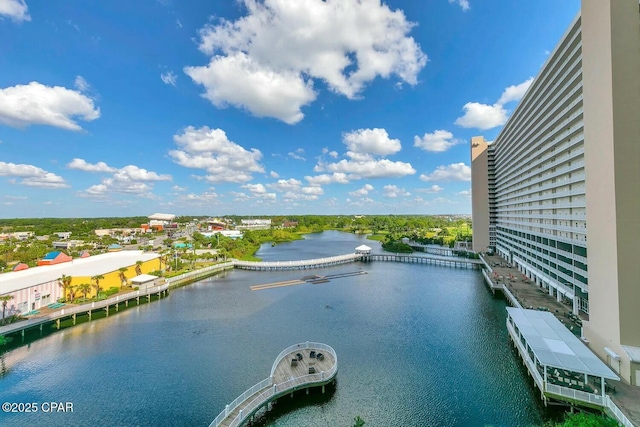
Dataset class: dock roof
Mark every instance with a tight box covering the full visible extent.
[0,251,160,295]
[506,308,619,380]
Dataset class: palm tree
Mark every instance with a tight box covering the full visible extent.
[158,249,169,272]
[58,274,72,303]
[67,285,78,303]
[135,260,143,276]
[91,274,104,299]
[1,295,14,325]
[118,267,128,286]
[77,283,91,301]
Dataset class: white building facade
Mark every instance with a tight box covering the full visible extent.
[472,0,640,385]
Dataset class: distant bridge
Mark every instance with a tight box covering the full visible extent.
[232,254,360,270]
[232,252,481,271]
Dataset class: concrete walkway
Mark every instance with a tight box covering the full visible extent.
[483,254,583,331]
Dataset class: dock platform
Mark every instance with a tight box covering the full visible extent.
[210,342,337,427]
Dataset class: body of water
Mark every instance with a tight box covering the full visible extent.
[0,231,556,426]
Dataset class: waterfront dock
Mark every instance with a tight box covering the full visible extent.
[233,254,360,270]
[234,252,481,271]
[363,253,482,269]
[210,342,337,427]
[0,282,169,338]
[506,308,634,427]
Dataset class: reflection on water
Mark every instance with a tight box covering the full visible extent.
[0,231,557,426]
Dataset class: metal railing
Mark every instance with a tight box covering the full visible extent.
[604,395,635,427]
[210,342,337,427]
[0,282,170,336]
[232,254,360,269]
[166,262,234,286]
[545,383,604,406]
[507,321,543,388]
[270,341,337,376]
[507,318,635,426]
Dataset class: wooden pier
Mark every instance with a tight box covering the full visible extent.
[210,342,337,427]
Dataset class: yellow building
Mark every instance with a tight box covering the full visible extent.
[0,251,161,314]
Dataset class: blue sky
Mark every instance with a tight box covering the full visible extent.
[0,0,580,218]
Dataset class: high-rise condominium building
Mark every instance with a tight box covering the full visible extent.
[471,0,640,386]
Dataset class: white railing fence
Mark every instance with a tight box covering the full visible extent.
[604,395,635,427]
[270,341,337,376]
[545,383,604,406]
[0,282,170,336]
[167,262,233,285]
[233,254,359,269]
[210,342,337,427]
[507,321,543,389]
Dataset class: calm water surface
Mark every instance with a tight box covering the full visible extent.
[0,231,555,426]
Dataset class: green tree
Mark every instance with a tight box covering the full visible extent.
[67,284,78,303]
[77,283,91,300]
[91,274,104,299]
[1,295,14,325]
[352,416,365,427]
[118,267,128,286]
[543,412,618,427]
[58,274,73,303]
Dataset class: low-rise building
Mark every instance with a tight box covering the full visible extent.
[0,251,160,316]
[237,219,271,230]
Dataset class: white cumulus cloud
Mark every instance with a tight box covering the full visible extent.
[0,161,69,189]
[78,164,171,198]
[454,102,507,130]
[0,81,100,131]
[0,0,30,22]
[414,129,460,152]
[305,173,350,186]
[383,184,410,198]
[349,183,374,197]
[455,77,534,130]
[343,128,401,156]
[185,53,316,124]
[448,0,470,12]
[268,178,302,191]
[185,0,426,124]
[497,77,534,105]
[288,148,306,161]
[323,158,415,179]
[169,126,264,183]
[420,163,471,182]
[314,127,415,180]
[67,158,116,173]
[241,183,276,199]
